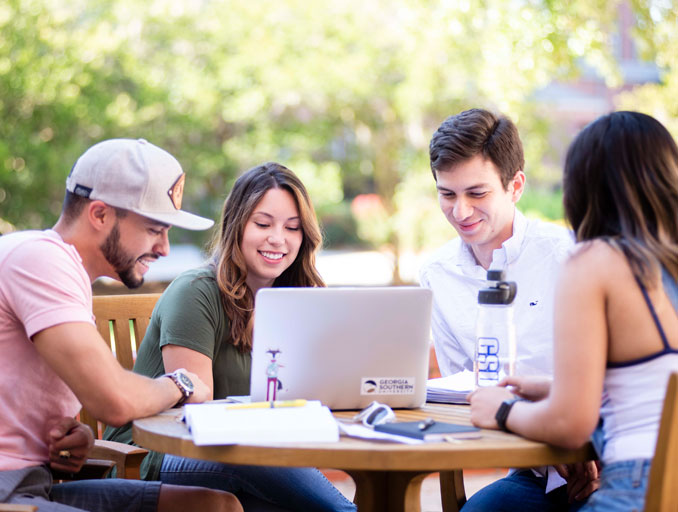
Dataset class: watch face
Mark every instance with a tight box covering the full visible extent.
[177,372,194,392]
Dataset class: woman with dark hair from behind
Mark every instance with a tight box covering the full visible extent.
[105,162,356,512]
[467,111,678,511]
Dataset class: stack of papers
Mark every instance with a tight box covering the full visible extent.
[426,370,475,404]
[184,400,339,446]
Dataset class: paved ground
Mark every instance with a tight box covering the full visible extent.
[323,468,506,511]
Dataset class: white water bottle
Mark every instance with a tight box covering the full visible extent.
[474,270,517,387]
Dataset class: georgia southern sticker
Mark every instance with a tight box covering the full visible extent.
[360,377,415,395]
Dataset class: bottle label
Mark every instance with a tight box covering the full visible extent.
[476,336,500,387]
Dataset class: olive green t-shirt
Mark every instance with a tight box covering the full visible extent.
[104,266,251,480]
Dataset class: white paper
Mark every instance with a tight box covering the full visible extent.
[426,370,475,404]
[184,400,339,446]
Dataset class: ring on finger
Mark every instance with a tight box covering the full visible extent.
[58,450,71,459]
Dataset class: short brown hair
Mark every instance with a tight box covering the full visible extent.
[429,108,524,189]
[61,190,90,223]
[61,191,128,223]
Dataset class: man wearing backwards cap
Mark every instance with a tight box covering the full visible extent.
[0,139,242,512]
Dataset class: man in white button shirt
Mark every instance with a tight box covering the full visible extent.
[419,109,596,511]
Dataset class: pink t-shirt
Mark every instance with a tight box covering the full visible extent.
[0,230,94,470]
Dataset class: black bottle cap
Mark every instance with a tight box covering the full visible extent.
[478,270,517,305]
[478,287,512,305]
[486,269,505,281]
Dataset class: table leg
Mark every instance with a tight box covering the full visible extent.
[439,470,466,512]
[346,470,430,512]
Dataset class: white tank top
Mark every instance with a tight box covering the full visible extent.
[599,268,678,465]
[600,354,678,464]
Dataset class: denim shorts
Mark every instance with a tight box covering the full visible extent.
[580,458,651,512]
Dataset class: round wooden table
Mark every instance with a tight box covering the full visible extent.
[133,403,595,512]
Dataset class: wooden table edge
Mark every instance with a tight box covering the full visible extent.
[132,409,595,472]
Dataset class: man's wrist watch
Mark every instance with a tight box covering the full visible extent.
[163,369,194,407]
[495,396,523,432]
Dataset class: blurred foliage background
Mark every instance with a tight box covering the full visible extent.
[1,0,676,282]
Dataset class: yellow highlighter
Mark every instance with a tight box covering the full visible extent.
[225,399,307,410]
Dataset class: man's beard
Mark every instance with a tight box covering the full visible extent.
[100,222,148,289]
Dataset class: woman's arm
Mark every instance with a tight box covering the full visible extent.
[162,345,214,401]
[470,243,609,449]
[154,272,223,402]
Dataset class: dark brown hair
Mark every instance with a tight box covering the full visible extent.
[429,108,524,189]
[563,111,678,285]
[62,191,127,223]
[61,191,91,223]
[207,162,325,351]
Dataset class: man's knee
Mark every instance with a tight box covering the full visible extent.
[158,484,243,512]
[209,489,243,512]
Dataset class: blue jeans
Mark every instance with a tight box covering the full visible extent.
[579,459,650,512]
[0,465,160,512]
[159,454,356,512]
[460,470,587,512]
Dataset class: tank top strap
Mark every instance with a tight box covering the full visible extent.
[635,275,671,351]
[608,269,677,369]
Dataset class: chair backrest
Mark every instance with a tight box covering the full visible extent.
[79,293,161,436]
[645,372,678,511]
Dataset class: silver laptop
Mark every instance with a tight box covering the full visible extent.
[250,287,432,410]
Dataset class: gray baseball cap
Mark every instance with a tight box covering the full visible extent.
[66,138,214,231]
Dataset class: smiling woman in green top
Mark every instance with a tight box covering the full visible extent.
[105,162,356,512]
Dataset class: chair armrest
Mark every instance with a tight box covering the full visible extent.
[0,505,39,512]
[90,439,149,479]
[51,459,116,481]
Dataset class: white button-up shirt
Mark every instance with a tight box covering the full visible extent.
[419,209,575,493]
[419,209,574,377]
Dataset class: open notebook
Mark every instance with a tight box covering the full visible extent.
[250,286,433,410]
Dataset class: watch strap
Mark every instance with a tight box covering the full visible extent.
[164,370,193,408]
[495,397,523,432]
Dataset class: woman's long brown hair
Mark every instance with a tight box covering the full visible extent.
[207,162,325,352]
[563,111,678,286]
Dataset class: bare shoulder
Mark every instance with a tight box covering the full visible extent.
[561,240,631,286]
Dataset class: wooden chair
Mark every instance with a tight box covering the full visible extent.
[78,293,162,479]
[0,505,38,512]
[645,371,678,511]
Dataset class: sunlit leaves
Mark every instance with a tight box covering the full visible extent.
[1,0,668,272]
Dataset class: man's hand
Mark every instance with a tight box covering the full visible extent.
[467,386,515,429]
[182,369,212,404]
[499,375,552,401]
[46,417,94,473]
[555,461,601,503]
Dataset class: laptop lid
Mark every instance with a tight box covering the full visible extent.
[250,286,432,410]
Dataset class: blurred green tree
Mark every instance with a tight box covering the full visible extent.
[616,2,678,136]
[0,0,668,283]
